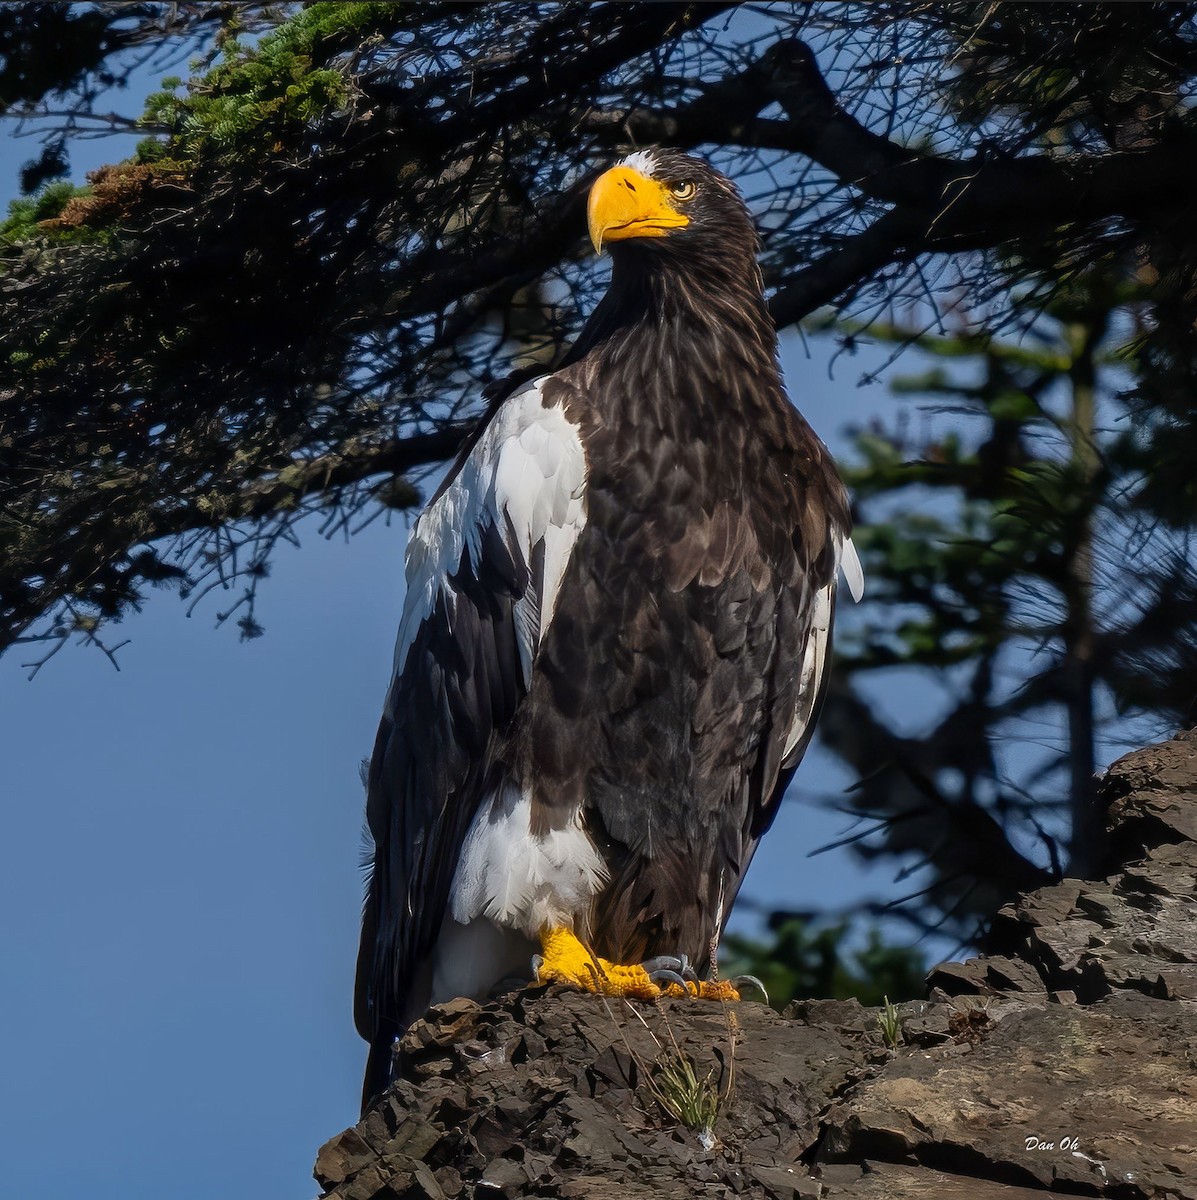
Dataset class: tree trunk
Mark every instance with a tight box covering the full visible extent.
[1062,318,1104,877]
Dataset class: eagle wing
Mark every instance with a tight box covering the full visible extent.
[779,530,863,773]
[355,377,587,1085]
[727,519,861,941]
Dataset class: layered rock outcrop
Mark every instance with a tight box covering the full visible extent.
[316,729,1197,1199]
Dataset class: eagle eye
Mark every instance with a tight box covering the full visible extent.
[668,180,696,201]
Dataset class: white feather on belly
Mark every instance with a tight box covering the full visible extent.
[448,782,608,937]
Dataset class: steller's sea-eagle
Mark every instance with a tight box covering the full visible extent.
[355,148,862,1109]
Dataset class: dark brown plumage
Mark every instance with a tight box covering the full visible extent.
[355,148,857,1110]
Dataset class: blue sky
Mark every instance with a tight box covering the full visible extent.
[0,40,975,1200]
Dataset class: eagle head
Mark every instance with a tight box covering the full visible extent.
[587,148,757,264]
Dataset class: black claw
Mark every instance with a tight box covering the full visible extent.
[642,952,702,984]
[730,974,769,1003]
[647,968,696,994]
[641,955,685,975]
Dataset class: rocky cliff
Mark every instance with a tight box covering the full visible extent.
[315,729,1197,1199]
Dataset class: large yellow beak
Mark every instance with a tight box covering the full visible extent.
[587,166,689,254]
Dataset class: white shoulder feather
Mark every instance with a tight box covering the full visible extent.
[781,527,863,763]
[393,377,588,683]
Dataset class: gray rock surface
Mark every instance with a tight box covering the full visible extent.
[315,729,1197,1198]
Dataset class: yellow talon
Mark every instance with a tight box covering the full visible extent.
[535,926,742,1002]
[688,978,741,1001]
[536,926,662,999]
[657,977,741,1000]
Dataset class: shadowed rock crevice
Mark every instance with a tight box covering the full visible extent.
[315,730,1197,1199]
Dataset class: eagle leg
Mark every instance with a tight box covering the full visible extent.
[534,927,746,1001]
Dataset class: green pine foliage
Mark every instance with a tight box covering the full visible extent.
[0,4,395,247]
[139,3,385,168]
[0,180,90,243]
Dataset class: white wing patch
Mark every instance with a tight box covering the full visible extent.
[392,377,588,683]
[782,579,833,763]
[840,534,865,602]
[782,528,863,763]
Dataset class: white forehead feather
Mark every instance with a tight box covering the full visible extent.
[618,149,659,176]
